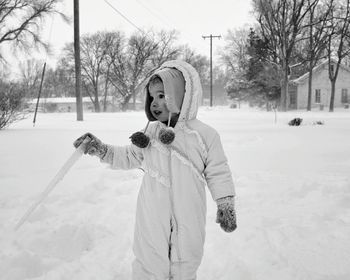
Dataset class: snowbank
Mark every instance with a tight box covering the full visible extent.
[1,107,350,279]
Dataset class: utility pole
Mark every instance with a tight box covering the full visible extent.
[74,0,83,121]
[202,34,221,107]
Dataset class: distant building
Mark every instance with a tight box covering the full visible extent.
[289,59,350,110]
[26,96,143,112]
[27,97,95,112]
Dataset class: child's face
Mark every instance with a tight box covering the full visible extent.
[149,81,170,122]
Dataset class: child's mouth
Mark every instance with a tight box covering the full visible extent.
[153,110,162,116]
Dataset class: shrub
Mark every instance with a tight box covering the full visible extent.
[0,81,26,130]
[45,103,58,112]
[288,118,303,126]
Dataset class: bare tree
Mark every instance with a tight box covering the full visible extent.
[151,30,180,66]
[0,0,66,61]
[325,0,350,112]
[43,66,75,98]
[219,28,251,107]
[302,0,332,111]
[108,29,180,111]
[100,31,124,111]
[80,32,111,112]
[180,44,209,85]
[60,29,180,111]
[62,31,114,112]
[108,31,158,111]
[0,80,26,129]
[253,0,319,111]
[18,59,43,98]
[56,55,76,96]
[220,28,250,75]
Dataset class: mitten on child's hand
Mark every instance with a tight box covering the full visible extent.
[73,132,108,159]
[216,196,237,232]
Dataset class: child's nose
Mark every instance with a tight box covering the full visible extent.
[151,100,158,108]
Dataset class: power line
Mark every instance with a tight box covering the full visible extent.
[134,0,170,28]
[103,0,145,34]
[104,0,217,61]
[132,0,208,52]
[102,0,164,57]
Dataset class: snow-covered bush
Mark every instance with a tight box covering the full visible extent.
[0,81,26,130]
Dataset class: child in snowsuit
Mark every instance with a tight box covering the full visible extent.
[74,60,236,280]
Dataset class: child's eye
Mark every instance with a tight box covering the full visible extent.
[159,94,165,99]
[149,96,154,102]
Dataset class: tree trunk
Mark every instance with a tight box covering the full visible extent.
[307,67,313,111]
[329,79,335,112]
[121,94,133,111]
[121,102,128,111]
[103,78,109,112]
[281,72,289,111]
[93,83,101,112]
[133,92,136,110]
[94,99,100,112]
[280,58,289,111]
[307,4,314,112]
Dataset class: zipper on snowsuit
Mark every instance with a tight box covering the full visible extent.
[168,147,182,262]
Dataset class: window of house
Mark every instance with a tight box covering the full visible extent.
[315,89,321,103]
[290,92,297,105]
[341,89,348,103]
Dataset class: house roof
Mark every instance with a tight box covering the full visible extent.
[27,97,93,104]
[291,58,350,85]
[27,96,143,104]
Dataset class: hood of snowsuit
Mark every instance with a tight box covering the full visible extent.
[144,60,203,123]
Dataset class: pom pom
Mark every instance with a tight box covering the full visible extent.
[159,127,175,144]
[129,131,150,148]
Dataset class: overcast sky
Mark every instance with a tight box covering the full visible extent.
[8,0,254,73]
[46,1,253,57]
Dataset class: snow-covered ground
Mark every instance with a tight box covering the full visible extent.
[1,107,350,280]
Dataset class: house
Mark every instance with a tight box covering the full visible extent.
[26,97,96,112]
[26,96,143,112]
[289,59,350,110]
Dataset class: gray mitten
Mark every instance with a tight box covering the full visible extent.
[73,132,108,159]
[216,196,237,232]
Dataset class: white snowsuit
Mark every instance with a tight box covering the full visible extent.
[102,60,235,280]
